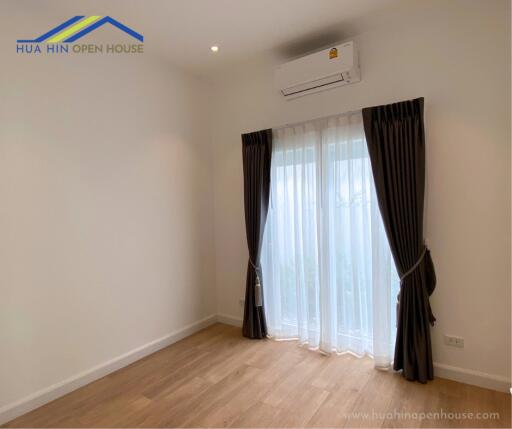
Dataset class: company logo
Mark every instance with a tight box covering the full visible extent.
[16,16,144,55]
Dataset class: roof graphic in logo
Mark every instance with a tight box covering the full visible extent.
[17,16,143,43]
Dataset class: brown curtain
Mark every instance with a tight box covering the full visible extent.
[241,129,272,339]
[362,97,436,383]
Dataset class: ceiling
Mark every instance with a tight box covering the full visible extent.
[8,0,402,74]
[140,0,402,73]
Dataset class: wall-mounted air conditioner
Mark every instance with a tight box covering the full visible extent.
[275,41,361,99]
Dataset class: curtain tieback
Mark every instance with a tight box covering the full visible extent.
[400,246,427,283]
[249,259,263,307]
[397,245,436,326]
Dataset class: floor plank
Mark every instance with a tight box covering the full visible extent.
[4,323,511,428]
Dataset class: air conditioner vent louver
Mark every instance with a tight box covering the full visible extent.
[282,74,345,96]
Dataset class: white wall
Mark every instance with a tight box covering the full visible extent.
[210,0,511,384]
[0,7,216,413]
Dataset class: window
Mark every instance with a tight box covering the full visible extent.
[261,112,399,367]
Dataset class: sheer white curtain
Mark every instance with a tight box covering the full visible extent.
[261,112,399,367]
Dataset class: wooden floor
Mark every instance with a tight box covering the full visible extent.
[5,323,510,428]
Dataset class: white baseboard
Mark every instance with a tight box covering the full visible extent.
[217,313,243,327]
[434,362,510,393]
[0,314,217,426]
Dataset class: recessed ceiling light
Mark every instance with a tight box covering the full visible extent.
[210,46,219,52]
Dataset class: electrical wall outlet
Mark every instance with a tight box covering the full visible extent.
[444,334,464,348]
